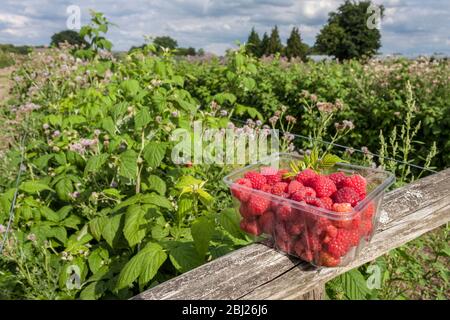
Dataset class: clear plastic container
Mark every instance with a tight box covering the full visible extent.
[223,153,395,267]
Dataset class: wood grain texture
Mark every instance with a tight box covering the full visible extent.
[132,168,450,300]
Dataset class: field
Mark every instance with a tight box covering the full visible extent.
[0,25,448,299]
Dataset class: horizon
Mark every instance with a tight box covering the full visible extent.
[1,0,449,56]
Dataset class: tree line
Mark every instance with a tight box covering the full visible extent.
[49,1,383,60]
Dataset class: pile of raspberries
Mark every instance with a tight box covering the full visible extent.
[231,167,375,267]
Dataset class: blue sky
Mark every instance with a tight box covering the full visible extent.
[0,0,449,55]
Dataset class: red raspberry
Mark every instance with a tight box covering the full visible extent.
[271,182,288,196]
[296,169,317,186]
[322,224,338,244]
[265,174,282,185]
[320,196,333,210]
[287,180,304,195]
[286,220,304,236]
[362,202,375,220]
[240,218,262,236]
[239,203,253,220]
[275,238,293,254]
[360,219,373,238]
[244,171,267,190]
[332,202,352,213]
[302,233,321,252]
[339,174,367,198]
[276,203,294,221]
[326,229,353,258]
[312,217,332,235]
[304,196,326,208]
[278,169,291,182]
[332,187,360,207]
[247,194,271,216]
[231,178,252,202]
[260,184,272,193]
[274,222,290,242]
[309,175,337,198]
[291,187,316,201]
[346,228,361,247]
[328,172,346,185]
[293,240,313,262]
[319,251,341,267]
[260,166,278,176]
[259,211,275,234]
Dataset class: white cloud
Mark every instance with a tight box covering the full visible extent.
[0,0,448,55]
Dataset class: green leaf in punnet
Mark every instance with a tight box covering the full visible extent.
[143,142,167,169]
[116,242,167,290]
[191,216,214,257]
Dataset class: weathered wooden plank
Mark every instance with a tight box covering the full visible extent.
[132,168,450,300]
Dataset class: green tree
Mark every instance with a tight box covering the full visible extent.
[260,32,270,56]
[153,36,178,50]
[246,27,261,57]
[315,0,384,60]
[285,27,308,60]
[50,30,88,48]
[266,26,283,55]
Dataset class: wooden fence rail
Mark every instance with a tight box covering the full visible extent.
[133,168,450,300]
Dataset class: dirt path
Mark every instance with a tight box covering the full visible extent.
[0,66,14,103]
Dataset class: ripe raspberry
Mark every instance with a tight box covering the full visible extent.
[240,218,262,236]
[259,211,275,234]
[360,219,373,238]
[271,182,288,196]
[319,251,341,267]
[231,178,252,202]
[302,233,321,252]
[332,202,352,213]
[322,224,338,244]
[332,187,360,207]
[278,169,291,182]
[244,171,267,190]
[291,187,316,201]
[346,228,361,247]
[304,196,326,208]
[265,174,281,185]
[312,217,332,236]
[287,180,304,195]
[276,203,294,221]
[293,240,313,262]
[296,169,317,186]
[276,238,293,254]
[286,220,304,236]
[309,175,337,198]
[260,184,272,193]
[320,197,333,210]
[328,172,346,185]
[362,202,375,220]
[274,222,290,242]
[239,203,253,220]
[326,229,353,258]
[339,174,367,198]
[247,194,271,216]
[260,166,278,176]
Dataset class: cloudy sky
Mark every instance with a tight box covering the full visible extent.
[0,0,449,55]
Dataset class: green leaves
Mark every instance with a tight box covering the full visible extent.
[143,142,167,169]
[118,150,137,179]
[191,217,214,257]
[19,181,53,194]
[102,214,124,248]
[340,269,372,300]
[84,154,109,176]
[121,79,141,97]
[168,242,203,273]
[134,108,151,130]
[116,243,167,290]
[123,205,147,247]
[147,175,166,195]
